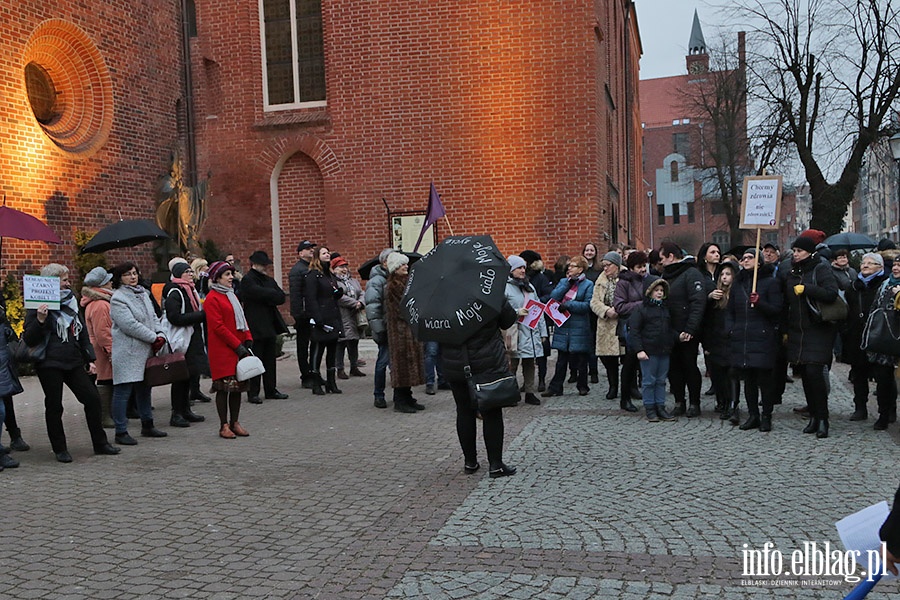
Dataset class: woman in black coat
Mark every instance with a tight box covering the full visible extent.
[845,254,898,429]
[700,260,736,417]
[162,262,207,427]
[779,237,840,438]
[303,246,343,395]
[441,299,518,478]
[726,254,783,431]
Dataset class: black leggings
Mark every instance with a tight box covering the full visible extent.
[215,391,242,425]
[450,380,504,468]
[310,340,337,373]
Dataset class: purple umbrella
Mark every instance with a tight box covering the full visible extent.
[0,206,63,244]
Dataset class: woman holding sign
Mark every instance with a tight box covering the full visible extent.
[504,255,546,406]
[22,264,120,462]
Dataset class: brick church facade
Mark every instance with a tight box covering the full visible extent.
[2,1,644,298]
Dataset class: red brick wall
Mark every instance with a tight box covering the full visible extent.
[0,1,184,281]
[190,0,641,289]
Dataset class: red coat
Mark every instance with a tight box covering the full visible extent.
[204,289,252,380]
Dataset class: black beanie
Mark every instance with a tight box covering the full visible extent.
[791,236,817,254]
[520,250,541,265]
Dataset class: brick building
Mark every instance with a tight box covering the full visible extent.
[0,1,184,278]
[1,1,644,304]
[639,12,798,256]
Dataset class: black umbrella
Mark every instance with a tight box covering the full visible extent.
[724,244,754,259]
[823,232,877,251]
[80,219,170,254]
[401,235,509,344]
[358,251,422,280]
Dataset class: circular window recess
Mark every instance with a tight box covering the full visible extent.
[23,20,114,157]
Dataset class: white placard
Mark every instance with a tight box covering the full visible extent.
[24,275,60,310]
[740,175,783,230]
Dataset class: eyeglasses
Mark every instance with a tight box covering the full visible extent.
[567,263,582,269]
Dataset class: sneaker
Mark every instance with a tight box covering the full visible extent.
[425,384,436,395]
[374,397,387,409]
[0,454,19,468]
[9,437,30,452]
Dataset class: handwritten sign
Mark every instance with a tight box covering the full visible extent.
[24,275,60,310]
[739,175,783,230]
[521,299,546,330]
[544,299,570,327]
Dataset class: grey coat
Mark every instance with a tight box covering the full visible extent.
[110,287,163,385]
[364,264,388,344]
[504,278,546,359]
[336,275,365,341]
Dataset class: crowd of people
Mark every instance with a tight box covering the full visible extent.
[1,230,899,473]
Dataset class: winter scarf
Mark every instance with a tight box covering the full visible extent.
[210,282,248,331]
[563,274,586,302]
[173,275,201,311]
[53,289,83,343]
[859,269,885,285]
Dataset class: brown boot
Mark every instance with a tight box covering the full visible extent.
[337,369,349,380]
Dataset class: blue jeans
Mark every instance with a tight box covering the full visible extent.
[373,342,391,401]
[424,341,445,386]
[0,396,5,444]
[112,381,153,434]
[640,354,670,408]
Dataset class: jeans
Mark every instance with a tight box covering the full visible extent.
[373,342,391,400]
[0,396,5,443]
[424,341,445,386]
[112,381,153,434]
[640,354,670,408]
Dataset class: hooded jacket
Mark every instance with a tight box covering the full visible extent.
[661,259,706,336]
[627,279,675,355]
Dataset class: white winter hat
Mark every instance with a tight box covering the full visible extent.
[507,255,527,272]
[386,252,409,274]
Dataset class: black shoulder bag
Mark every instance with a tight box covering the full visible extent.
[462,345,520,411]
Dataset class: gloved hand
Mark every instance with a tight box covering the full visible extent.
[793,284,805,296]
[235,344,251,359]
[517,307,529,317]
[558,303,570,313]
[749,292,759,306]
[151,336,166,354]
[241,340,253,351]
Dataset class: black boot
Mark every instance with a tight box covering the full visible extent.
[816,419,829,438]
[739,414,761,430]
[140,420,168,438]
[656,405,677,421]
[311,373,325,395]
[606,369,619,400]
[849,398,868,421]
[686,402,701,418]
[729,403,740,426]
[325,369,343,394]
[170,411,190,428]
[759,414,772,432]
[183,401,206,423]
[802,417,819,434]
[672,402,686,417]
[620,398,638,412]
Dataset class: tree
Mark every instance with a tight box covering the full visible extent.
[735,0,900,234]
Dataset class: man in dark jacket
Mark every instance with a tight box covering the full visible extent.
[242,250,290,403]
[289,240,316,388]
[364,248,395,408]
[659,242,706,417]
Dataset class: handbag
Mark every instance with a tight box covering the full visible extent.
[13,330,50,364]
[462,346,519,411]
[861,307,900,356]
[160,288,192,354]
[236,351,266,381]
[805,270,848,323]
[356,308,368,329]
[144,343,189,387]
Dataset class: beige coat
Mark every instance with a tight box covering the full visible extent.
[590,270,624,356]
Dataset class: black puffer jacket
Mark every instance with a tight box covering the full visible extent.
[627,296,675,356]
[780,255,839,364]
[440,300,517,383]
[288,258,310,323]
[726,264,783,370]
[661,259,706,336]
[303,268,343,341]
[163,282,209,375]
[23,308,95,371]
[842,271,889,365]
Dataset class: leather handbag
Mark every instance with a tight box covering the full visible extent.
[466,369,521,411]
[805,271,848,323]
[861,307,900,356]
[236,352,266,382]
[13,330,50,364]
[144,343,189,387]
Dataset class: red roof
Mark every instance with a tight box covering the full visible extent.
[639,74,696,129]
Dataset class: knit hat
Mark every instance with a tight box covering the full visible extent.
[798,229,826,245]
[168,257,189,272]
[791,236,817,254]
[172,262,191,279]
[331,256,349,268]
[83,266,112,287]
[519,250,541,265]
[878,238,897,251]
[602,251,622,268]
[645,278,669,298]
[386,252,409,274]
[741,248,759,260]
[208,260,235,282]
[507,255,527,272]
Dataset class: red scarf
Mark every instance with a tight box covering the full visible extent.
[173,276,201,311]
[563,274,585,302]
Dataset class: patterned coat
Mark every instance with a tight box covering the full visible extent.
[590,270,624,356]
[110,287,163,385]
[336,275,365,342]
[384,273,424,388]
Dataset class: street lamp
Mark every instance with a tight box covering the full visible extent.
[888,132,900,241]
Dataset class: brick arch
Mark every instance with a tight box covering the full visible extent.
[264,137,341,283]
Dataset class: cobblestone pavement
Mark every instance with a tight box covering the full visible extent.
[1,340,898,599]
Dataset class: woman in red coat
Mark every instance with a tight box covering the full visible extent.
[205,261,253,439]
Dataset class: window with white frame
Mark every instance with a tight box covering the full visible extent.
[260,0,326,109]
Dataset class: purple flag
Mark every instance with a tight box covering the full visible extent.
[413,182,446,252]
